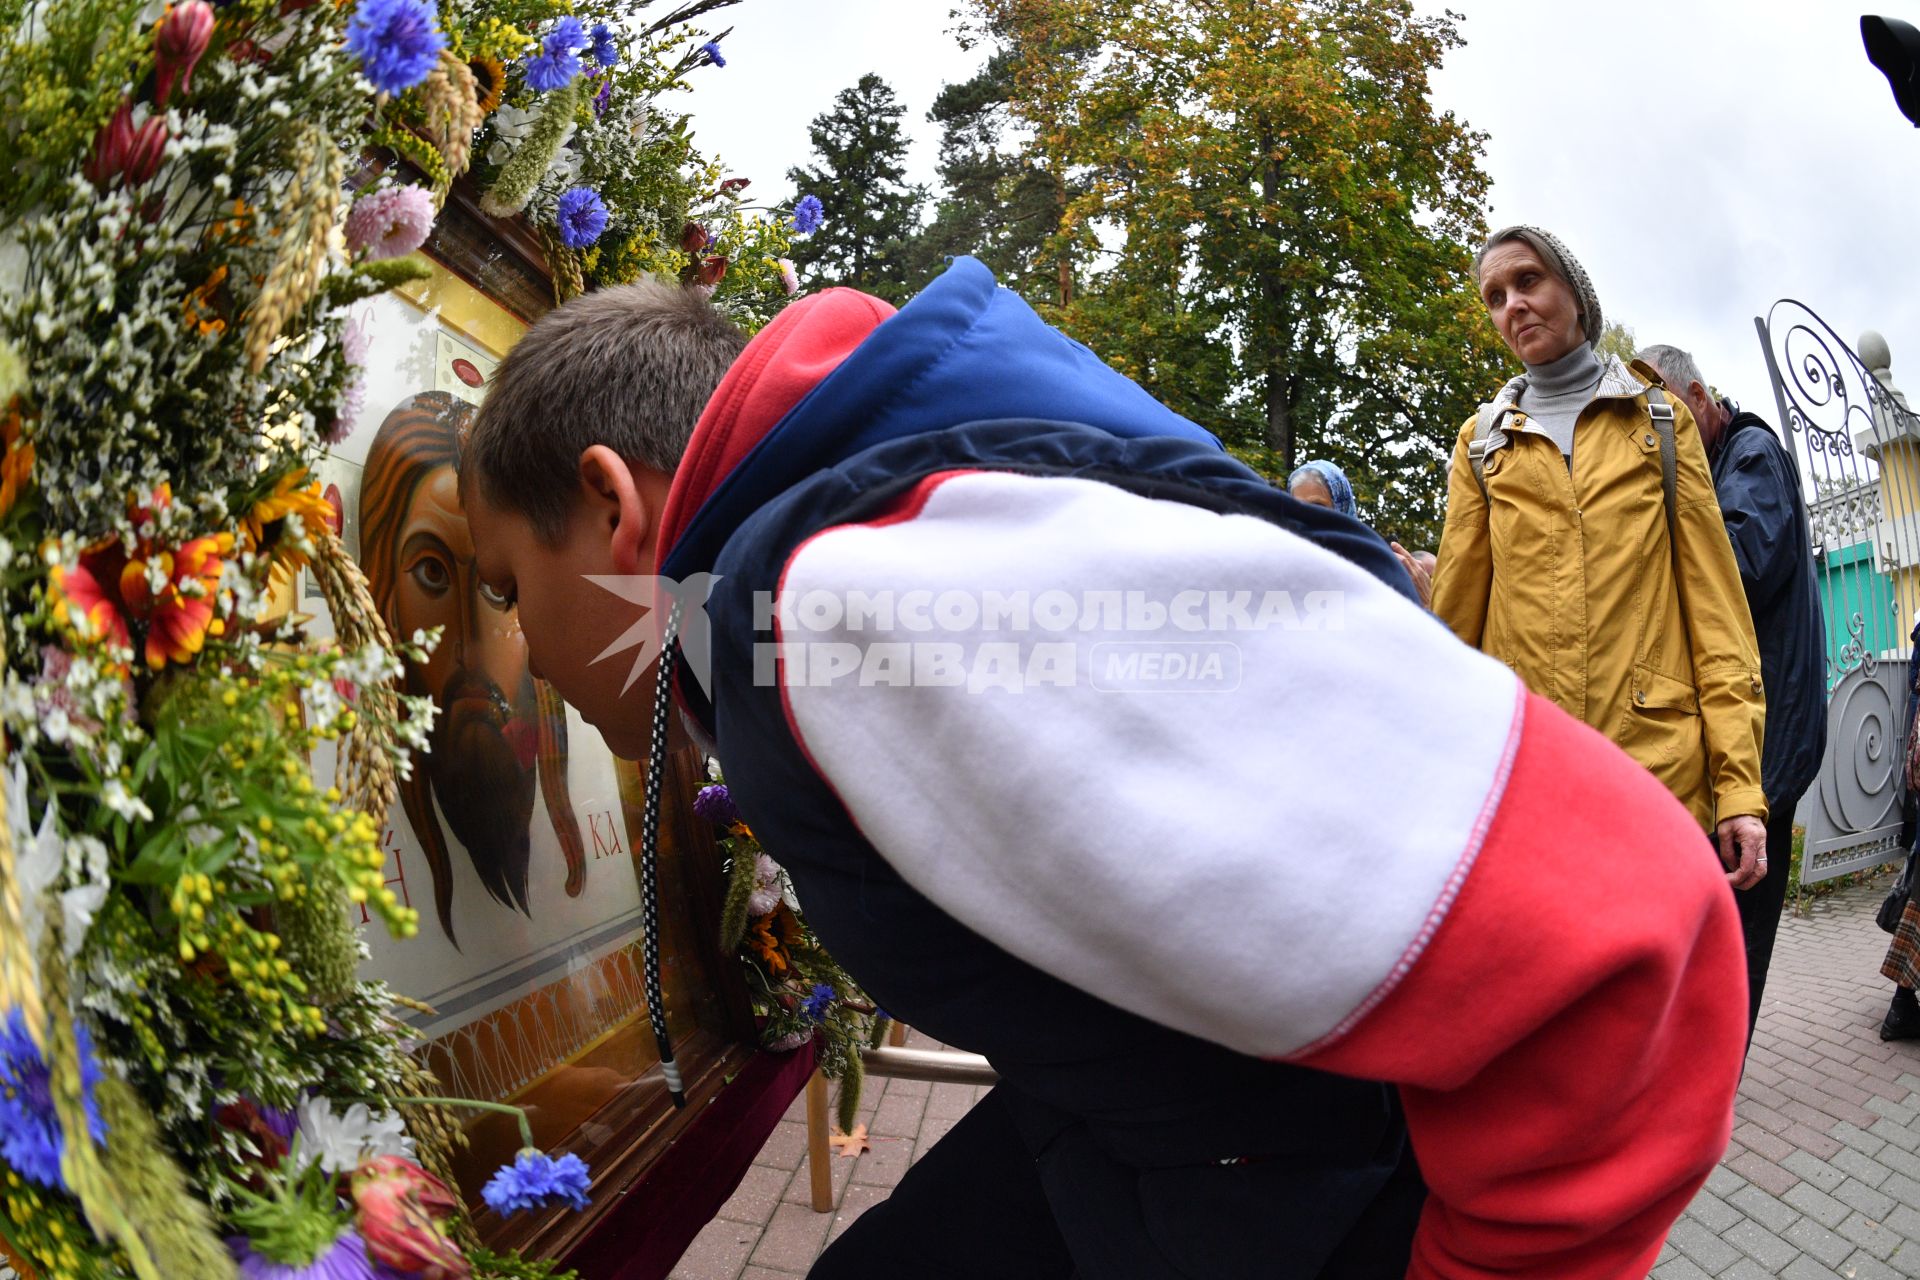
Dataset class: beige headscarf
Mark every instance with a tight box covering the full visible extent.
[1476,225,1604,345]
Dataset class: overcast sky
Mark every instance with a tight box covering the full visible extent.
[683,1,1920,447]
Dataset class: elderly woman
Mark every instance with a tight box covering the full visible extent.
[1288,459,1434,604]
[1431,225,1769,885]
[1286,458,1357,517]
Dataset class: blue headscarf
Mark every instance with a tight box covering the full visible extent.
[1287,459,1357,519]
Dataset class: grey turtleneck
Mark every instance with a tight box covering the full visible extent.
[1518,342,1604,458]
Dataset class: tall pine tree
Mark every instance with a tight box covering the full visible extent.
[785,74,926,303]
[903,51,1064,302]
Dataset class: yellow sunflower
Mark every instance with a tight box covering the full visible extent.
[469,55,505,116]
[241,468,334,576]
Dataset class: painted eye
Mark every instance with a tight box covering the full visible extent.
[408,555,451,596]
[478,580,514,611]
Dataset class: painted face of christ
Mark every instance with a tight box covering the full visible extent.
[359,391,584,944]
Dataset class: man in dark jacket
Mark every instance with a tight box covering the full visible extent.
[1642,345,1827,1043]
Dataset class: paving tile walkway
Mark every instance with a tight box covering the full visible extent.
[668,1027,985,1280]
[1654,874,1920,1280]
[671,877,1920,1280]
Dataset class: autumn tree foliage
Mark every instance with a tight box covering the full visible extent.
[903,49,1065,301]
[961,0,1512,545]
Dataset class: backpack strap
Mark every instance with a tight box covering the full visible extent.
[1467,401,1501,507]
[1645,386,1678,546]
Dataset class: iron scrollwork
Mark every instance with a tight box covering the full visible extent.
[1764,300,1914,452]
[1835,611,1879,682]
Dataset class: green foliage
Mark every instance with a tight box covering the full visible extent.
[718,832,757,953]
[1595,321,1638,365]
[833,1046,863,1134]
[962,0,1513,547]
[466,1244,581,1280]
[95,1075,236,1280]
[0,0,152,220]
[478,81,583,220]
[905,50,1064,301]
[223,1157,346,1268]
[785,73,926,303]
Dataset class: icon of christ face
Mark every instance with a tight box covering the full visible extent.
[359,391,585,944]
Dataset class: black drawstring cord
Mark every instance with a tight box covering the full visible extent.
[640,596,686,1107]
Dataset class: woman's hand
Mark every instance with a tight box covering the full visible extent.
[1717,814,1768,890]
[1390,541,1434,610]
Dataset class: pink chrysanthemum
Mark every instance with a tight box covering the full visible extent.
[344,186,435,261]
[776,258,798,296]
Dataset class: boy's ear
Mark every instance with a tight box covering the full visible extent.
[578,445,651,575]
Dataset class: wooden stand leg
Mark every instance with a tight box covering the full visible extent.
[887,1019,906,1047]
[805,1068,833,1212]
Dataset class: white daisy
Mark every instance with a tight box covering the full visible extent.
[291,1096,415,1175]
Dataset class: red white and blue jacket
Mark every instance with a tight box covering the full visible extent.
[657,257,1747,1279]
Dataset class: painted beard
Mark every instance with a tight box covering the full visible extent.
[423,666,540,915]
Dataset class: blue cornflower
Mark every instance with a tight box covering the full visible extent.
[800,984,835,1024]
[693,783,738,825]
[545,16,588,55]
[345,0,446,96]
[524,16,588,92]
[590,22,619,68]
[700,39,726,67]
[0,1006,108,1191]
[556,187,609,249]
[789,194,825,235]
[482,1150,592,1215]
[523,47,580,92]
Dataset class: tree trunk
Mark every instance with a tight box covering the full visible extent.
[1258,121,1290,468]
[1265,364,1294,473]
[1055,168,1072,308]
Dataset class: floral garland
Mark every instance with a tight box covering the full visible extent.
[448,0,819,322]
[0,0,820,1274]
[694,772,882,1134]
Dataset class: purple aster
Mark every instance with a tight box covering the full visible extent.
[593,77,613,116]
[345,0,446,96]
[700,39,725,67]
[229,1229,383,1280]
[523,46,581,93]
[0,1006,108,1191]
[692,783,737,825]
[801,984,835,1024]
[590,23,619,68]
[789,194,824,235]
[555,187,609,249]
[482,1150,592,1215]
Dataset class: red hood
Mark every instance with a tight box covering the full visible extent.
[658,287,896,564]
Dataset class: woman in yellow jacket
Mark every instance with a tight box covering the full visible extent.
[1433,225,1770,886]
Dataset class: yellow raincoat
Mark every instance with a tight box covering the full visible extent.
[1433,355,1767,829]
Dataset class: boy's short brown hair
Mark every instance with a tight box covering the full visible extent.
[465,279,747,542]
